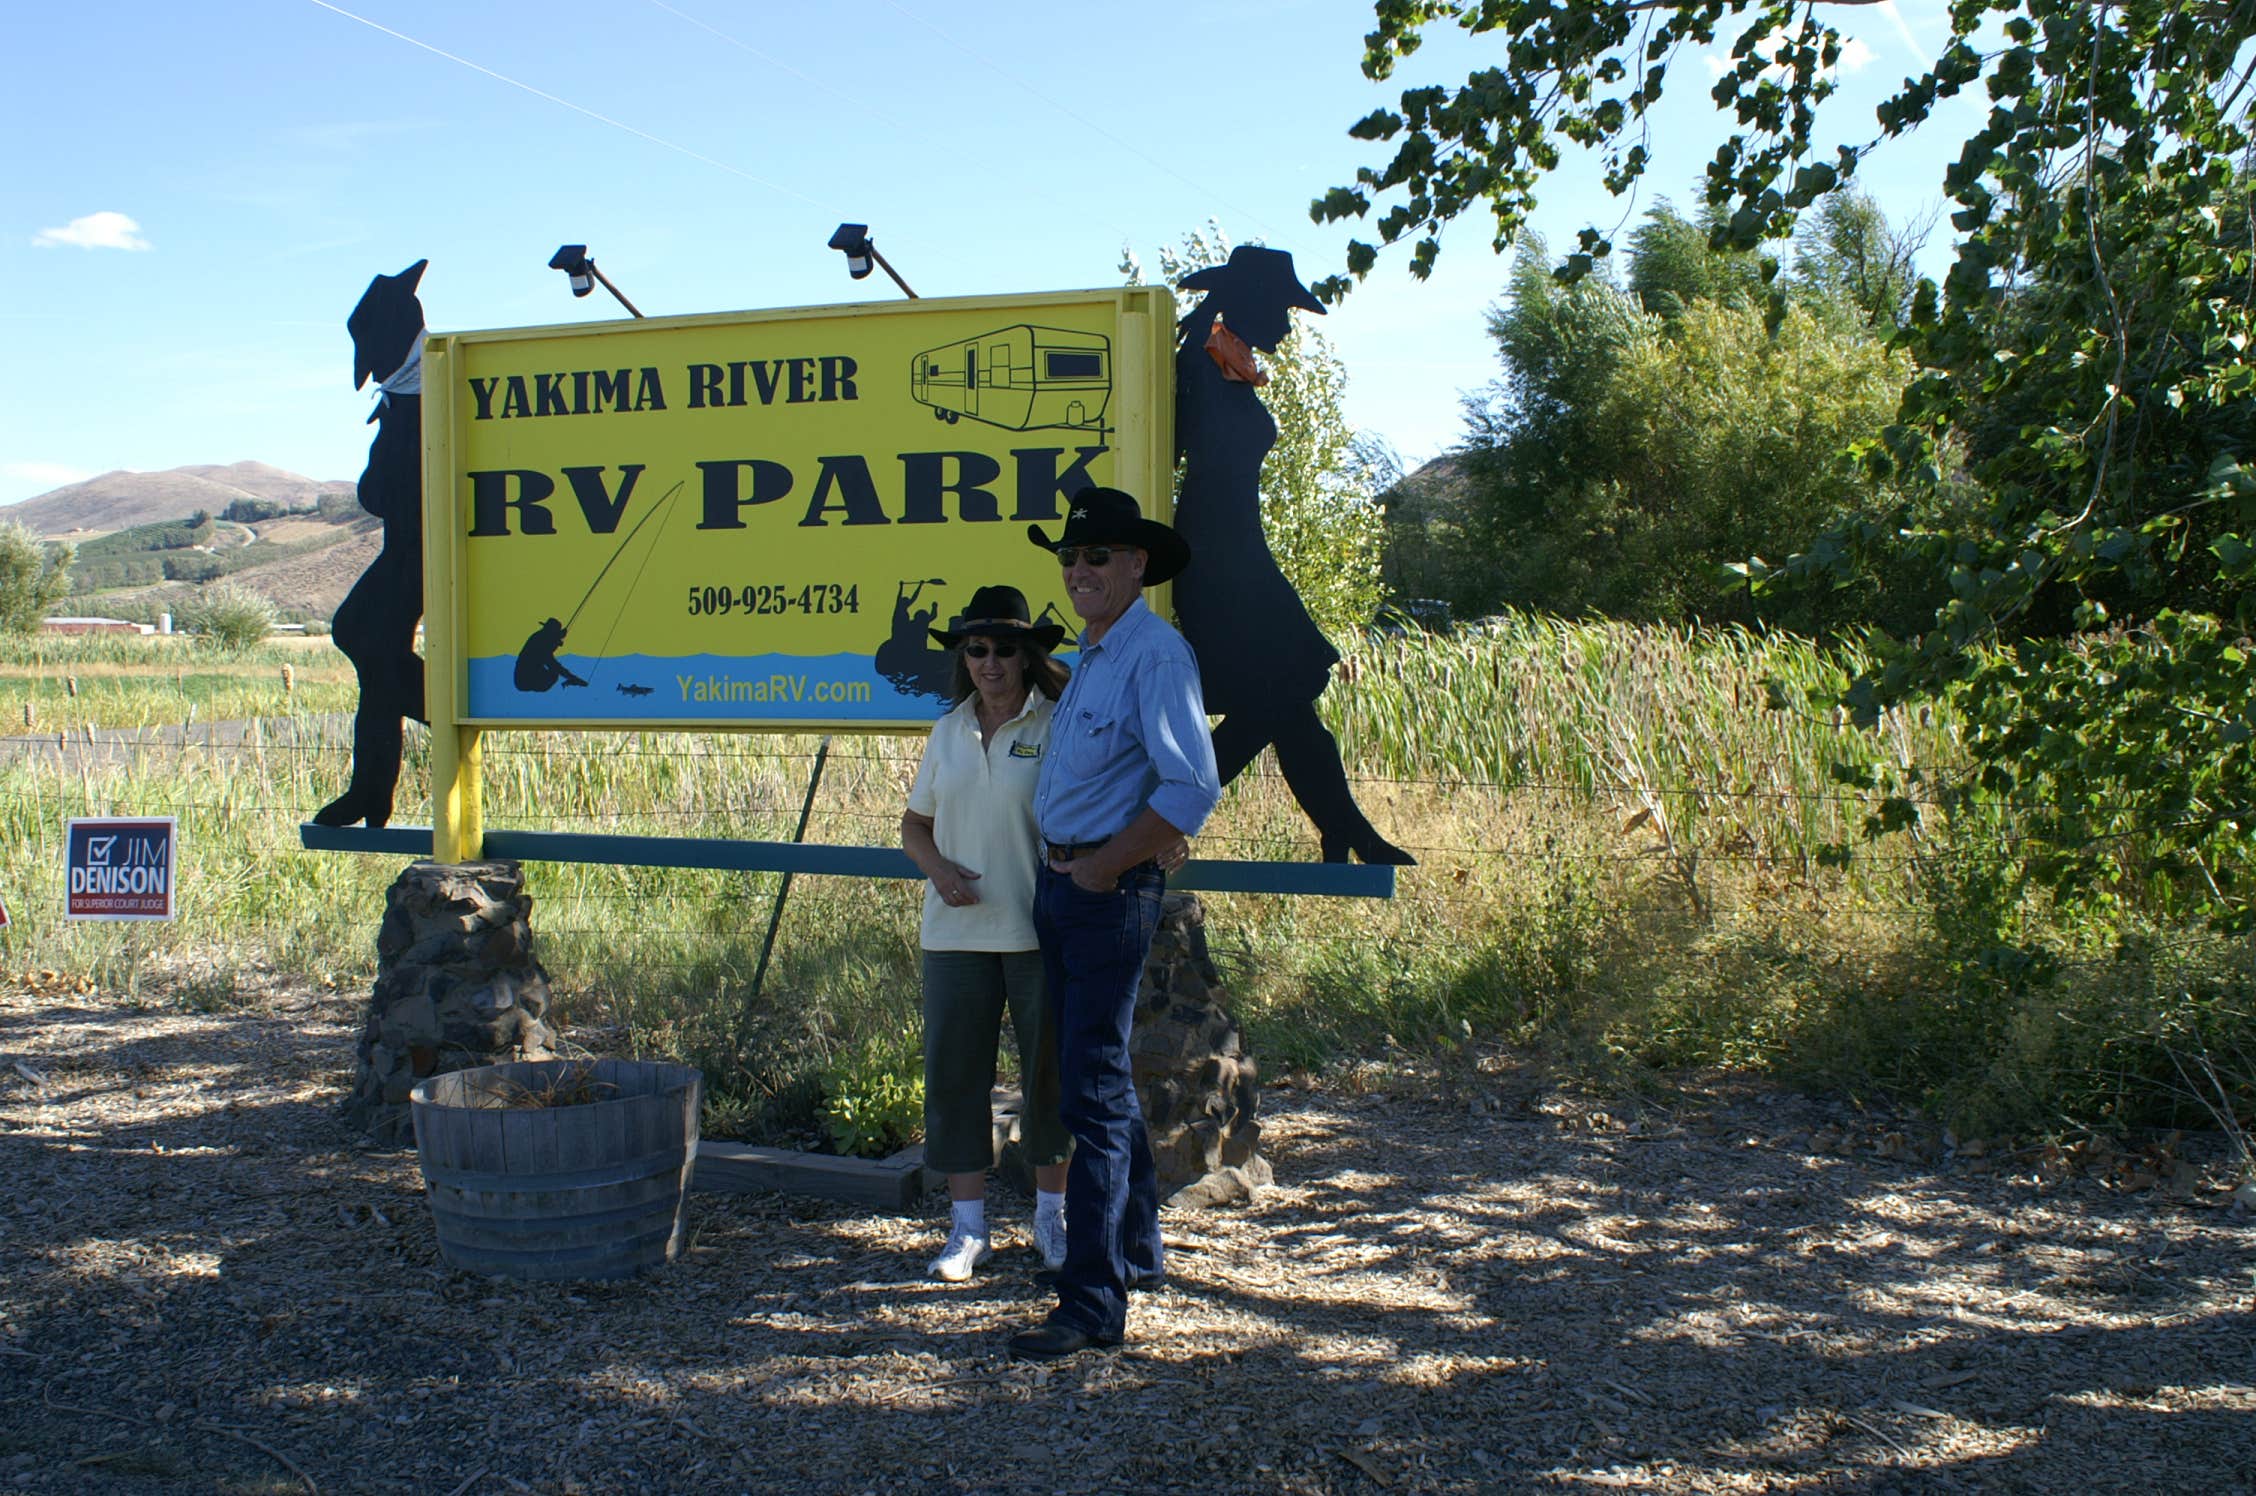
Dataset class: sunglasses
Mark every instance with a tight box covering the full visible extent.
[1055,545,1122,567]
[961,641,1021,660]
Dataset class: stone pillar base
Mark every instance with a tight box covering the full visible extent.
[1135,893,1266,1206]
[341,859,558,1144]
[998,892,1267,1207]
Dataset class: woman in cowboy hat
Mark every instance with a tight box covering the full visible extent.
[1171,244,1412,864]
[900,584,1075,1281]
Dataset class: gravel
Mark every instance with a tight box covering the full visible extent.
[3,980,2252,1494]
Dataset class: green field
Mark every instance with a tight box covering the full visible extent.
[1,622,2247,1148]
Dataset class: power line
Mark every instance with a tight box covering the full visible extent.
[873,0,1281,242]
[642,1,906,129]
[636,0,1144,246]
[303,0,822,207]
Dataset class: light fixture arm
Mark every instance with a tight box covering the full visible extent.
[586,260,645,318]
[864,242,917,300]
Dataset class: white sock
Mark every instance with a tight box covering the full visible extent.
[950,1197,987,1236]
[1035,1189,1064,1223]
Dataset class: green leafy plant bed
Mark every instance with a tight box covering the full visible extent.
[817,1024,924,1159]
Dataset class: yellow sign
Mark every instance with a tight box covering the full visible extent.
[422,288,1175,730]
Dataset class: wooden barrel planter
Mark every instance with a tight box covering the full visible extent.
[410,1058,703,1281]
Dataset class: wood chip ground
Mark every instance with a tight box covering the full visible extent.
[2,983,2251,1494]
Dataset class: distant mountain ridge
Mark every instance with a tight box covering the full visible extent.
[2,461,356,538]
[2,462,377,622]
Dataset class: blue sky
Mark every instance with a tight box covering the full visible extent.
[0,1,1982,510]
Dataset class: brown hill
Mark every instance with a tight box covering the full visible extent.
[229,526,383,618]
[177,461,357,508]
[63,514,381,625]
[1,462,355,538]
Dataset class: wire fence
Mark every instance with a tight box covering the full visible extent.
[0,709,2109,944]
[0,722,2047,813]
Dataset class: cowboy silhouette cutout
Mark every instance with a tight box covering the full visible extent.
[313,259,431,829]
[1172,246,1413,864]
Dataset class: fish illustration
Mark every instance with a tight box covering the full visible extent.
[616,682,654,697]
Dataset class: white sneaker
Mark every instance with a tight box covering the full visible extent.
[928,1228,993,1282]
[1033,1212,1068,1272]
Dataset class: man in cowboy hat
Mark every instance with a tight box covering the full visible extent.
[1008,486,1220,1361]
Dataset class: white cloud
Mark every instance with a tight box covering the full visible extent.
[33,211,152,251]
[1,461,96,488]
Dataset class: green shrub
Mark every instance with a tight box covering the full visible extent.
[0,521,73,633]
[818,1024,924,1158]
[181,583,276,650]
[162,553,224,583]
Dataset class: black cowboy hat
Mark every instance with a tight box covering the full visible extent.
[1178,245,1325,315]
[348,258,428,390]
[1024,486,1192,586]
[929,583,1068,652]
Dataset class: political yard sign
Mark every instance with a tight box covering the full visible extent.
[424,286,1176,732]
[66,818,178,921]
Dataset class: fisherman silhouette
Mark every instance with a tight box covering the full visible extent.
[514,618,589,692]
[312,259,431,830]
[1172,246,1413,864]
[874,579,955,702]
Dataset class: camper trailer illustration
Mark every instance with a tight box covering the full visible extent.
[909,325,1112,433]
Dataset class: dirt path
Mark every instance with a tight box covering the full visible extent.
[1,983,2250,1495]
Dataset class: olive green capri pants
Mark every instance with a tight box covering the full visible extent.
[920,948,1071,1175]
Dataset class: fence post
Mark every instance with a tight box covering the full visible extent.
[747,736,833,1009]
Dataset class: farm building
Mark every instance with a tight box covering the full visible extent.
[39,616,155,636]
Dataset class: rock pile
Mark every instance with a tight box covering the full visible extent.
[1133,892,1269,1206]
[341,859,558,1143]
[993,893,1269,1208]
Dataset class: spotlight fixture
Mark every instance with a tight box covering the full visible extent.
[546,244,644,317]
[826,223,918,298]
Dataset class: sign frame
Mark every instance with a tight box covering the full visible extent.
[417,286,1177,860]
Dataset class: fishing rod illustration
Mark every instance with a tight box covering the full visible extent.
[512,478,685,693]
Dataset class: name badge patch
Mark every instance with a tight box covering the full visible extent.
[1008,740,1043,759]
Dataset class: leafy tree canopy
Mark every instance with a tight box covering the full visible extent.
[0,522,73,634]
[1319,0,2256,925]
[1419,212,1926,630]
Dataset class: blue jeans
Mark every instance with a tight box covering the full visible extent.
[1033,860,1165,1339]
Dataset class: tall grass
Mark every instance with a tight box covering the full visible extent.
[1,635,355,729]
[0,615,2246,1143]
[1327,616,1966,864]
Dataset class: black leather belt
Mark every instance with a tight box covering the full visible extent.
[1044,840,1108,862]
[1043,840,1160,878]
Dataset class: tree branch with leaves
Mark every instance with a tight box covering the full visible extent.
[1318,0,2256,925]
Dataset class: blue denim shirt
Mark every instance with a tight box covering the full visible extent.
[1034,597,1221,844]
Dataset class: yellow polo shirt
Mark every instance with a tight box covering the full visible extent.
[906,692,1054,951]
